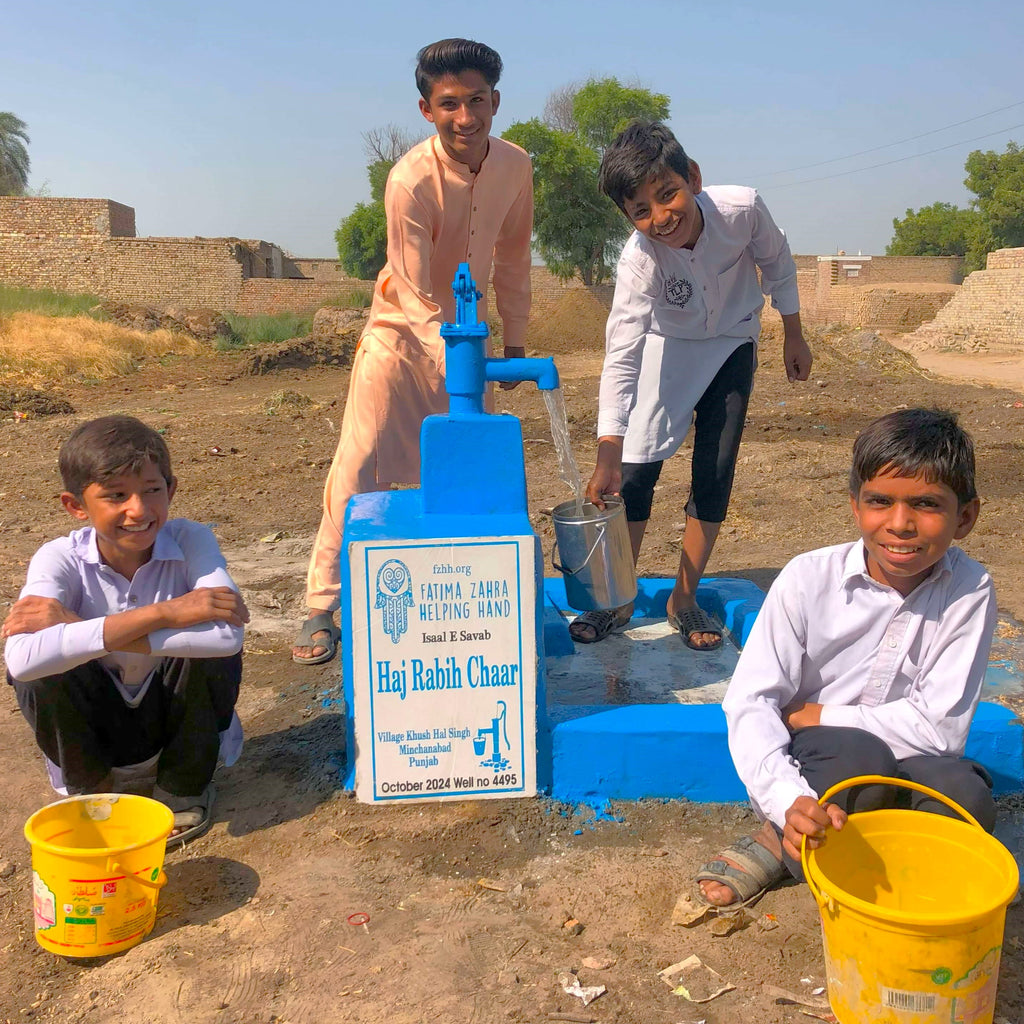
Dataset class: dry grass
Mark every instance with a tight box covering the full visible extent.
[0,312,204,387]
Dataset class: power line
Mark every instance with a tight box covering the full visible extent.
[752,99,1024,178]
[762,122,1024,190]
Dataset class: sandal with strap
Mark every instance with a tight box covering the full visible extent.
[292,611,340,665]
[154,783,216,849]
[694,834,787,909]
[668,605,723,651]
[568,606,631,644]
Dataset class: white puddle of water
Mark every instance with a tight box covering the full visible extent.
[547,617,740,705]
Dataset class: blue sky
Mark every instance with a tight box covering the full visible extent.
[4,0,1022,258]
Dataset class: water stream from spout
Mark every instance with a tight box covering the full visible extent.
[542,387,585,516]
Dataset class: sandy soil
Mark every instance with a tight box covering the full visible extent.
[1,316,1023,1024]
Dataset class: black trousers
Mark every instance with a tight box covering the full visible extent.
[620,341,755,524]
[781,725,996,880]
[9,652,241,799]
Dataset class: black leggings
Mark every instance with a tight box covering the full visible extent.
[620,342,754,523]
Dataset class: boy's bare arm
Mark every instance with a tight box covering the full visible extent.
[101,588,249,653]
[3,589,248,653]
[2,595,83,638]
[781,312,812,383]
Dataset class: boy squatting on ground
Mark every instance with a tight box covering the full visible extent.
[2,416,248,846]
[578,121,813,648]
[293,37,533,664]
[695,408,998,908]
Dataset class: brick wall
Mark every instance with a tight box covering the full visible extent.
[987,248,1024,270]
[102,238,247,308]
[904,250,1024,352]
[234,278,373,315]
[292,258,350,283]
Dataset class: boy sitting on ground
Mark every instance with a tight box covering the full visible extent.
[3,416,248,846]
[696,408,998,907]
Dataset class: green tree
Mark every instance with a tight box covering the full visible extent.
[0,112,30,196]
[886,202,979,258]
[572,78,669,151]
[964,141,1024,253]
[505,78,669,285]
[887,140,1024,272]
[335,125,422,279]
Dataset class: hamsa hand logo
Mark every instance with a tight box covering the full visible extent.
[375,559,414,643]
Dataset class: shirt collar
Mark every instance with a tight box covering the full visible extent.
[71,523,185,566]
[841,539,954,592]
[432,135,482,179]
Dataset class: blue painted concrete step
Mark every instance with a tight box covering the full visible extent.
[542,577,1024,804]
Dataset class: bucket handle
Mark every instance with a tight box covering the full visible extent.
[109,860,168,892]
[551,524,606,578]
[800,773,981,909]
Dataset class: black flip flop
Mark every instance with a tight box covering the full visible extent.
[668,606,723,651]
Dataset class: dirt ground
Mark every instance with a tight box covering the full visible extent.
[1,312,1023,1024]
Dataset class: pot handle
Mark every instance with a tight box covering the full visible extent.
[800,773,980,908]
[551,525,606,578]
[110,860,168,891]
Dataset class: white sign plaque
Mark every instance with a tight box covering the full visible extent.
[349,537,537,802]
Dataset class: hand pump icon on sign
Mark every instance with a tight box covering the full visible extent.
[474,701,511,772]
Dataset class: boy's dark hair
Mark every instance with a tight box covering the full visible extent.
[59,415,173,497]
[599,121,692,215]
[415,38,502,100]
[849,408,977,505]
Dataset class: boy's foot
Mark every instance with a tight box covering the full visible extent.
[695,821,786,907]
[568,604,632,644]
[292,611,339,664]
[154,784,216,848]
[667,602,722,651]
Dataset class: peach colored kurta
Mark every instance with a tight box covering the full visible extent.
[306,135,534,610]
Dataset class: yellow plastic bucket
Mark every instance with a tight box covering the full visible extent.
[802,775,1020,1024]
[24,794,174,957]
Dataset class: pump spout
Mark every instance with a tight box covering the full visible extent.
[485,356,559,391]
[440,262,560,414]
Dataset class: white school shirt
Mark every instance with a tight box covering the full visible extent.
[597,187,800,463]
[723,541,996,829]
[4,519,244,688]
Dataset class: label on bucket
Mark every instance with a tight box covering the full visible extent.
[32,873,56,931]
[349,536,537,803]
[880,987,937,1014]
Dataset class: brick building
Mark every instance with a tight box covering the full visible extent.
[0,196,979,330]
[0,197,369,314]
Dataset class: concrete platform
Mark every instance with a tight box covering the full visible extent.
[542,577,1024,804]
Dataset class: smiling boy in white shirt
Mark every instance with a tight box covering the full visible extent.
[579,120,812,648]
[3,416,248,846]
[696,408,997,908]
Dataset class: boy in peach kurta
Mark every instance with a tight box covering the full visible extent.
[294,39,533,662]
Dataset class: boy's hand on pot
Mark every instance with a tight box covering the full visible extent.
[783,333,813,382]
[1,596,81,636]
[783,796,846,860]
